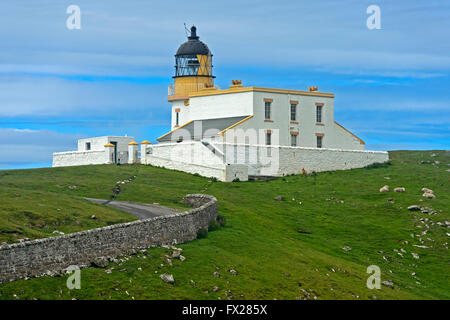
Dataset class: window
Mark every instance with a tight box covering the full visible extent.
[316,105,322,123]
[265,102,271,120]
[266,132,271,145]
[290,104,297,121]
[85,142,91,151]
[317,136,323,148]
[291,135,297,147]
[176,112,179,126]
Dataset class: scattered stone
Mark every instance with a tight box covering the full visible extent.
[274,196,283,201]
[381,280,394,289]
[379,185,389,193]
[407,205,421,211]
[394,187,405,193]
[229,269,238,275]
[52,230,64,235]
[213,286,219,292]
[411,253,420,259]
[384,177,391,180]
[91,257,109,268]
[160,273,174,284]
[342,246,352,252]
[172,251,181,258]
[90,215,97,219]
[297,229,312,234]
[213,271,220,278]
[68,185,78,190]
[179,255,186,262]
[413,245,429,249]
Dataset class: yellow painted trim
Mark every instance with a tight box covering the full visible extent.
[168,95,189,102]
[188,86,334,98]
[104,143,114,147]
[157,120,194,141]
[140,140,151,144]
[128,141,139,145]
[218,115,254,136]
[334,121,366,145]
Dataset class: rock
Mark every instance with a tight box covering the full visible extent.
[274,196,283,201]
[411,253,420,259]
[421,188,434,194]
[172,251,181,258]
[90,215,97,219]
[297,229,312,234]
[213,286,219,292]
[379,185,389,192]
[68,185,78,190]
[229,269,238,275]
[394,187,405,193]
[342,246,352,252]
[213,271,220,278]
[381,280,394,289]
[179,255,186,262]
[91,257,109,268]
[160,273,174,284]
[407,205,421,211]
[52,230,64,235]
[423,192,436,199]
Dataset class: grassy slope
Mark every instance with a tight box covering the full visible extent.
[0,150,448,300]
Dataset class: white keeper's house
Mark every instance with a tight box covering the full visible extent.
[53,26,388,181]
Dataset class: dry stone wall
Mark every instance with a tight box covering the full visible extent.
[0,194,217,283]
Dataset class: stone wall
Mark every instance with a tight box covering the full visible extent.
[143,141,228,181]
[0,194,217,283]
[214,143,389,176]
[52,150,107,167]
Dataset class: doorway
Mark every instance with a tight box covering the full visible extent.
[110,141,118,163]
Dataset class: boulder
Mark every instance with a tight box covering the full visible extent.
[381,280,394,289]
[407,205,421,211]
[91,257,109,268]
[160,273,174,284]
[379,185,389,192]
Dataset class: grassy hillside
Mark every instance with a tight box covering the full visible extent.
[0,150,448,300]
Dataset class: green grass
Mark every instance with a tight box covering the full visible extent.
[0,150,449,300]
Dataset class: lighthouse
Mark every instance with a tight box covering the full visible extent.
[168,25,214,101]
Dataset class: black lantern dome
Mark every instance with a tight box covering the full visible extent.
[174,26,213,78]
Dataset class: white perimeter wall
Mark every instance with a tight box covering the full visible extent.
[214,143,388,176]
[53,150,107,167]
[142,141,227,181]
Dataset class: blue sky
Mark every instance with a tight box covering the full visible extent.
[0,0,449,169]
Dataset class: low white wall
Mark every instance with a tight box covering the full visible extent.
[143,141,228,181]
[53,150,107,167]
[214,143,389,176]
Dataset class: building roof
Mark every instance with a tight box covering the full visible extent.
[158,116,249,142]
[176,26,211,56]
